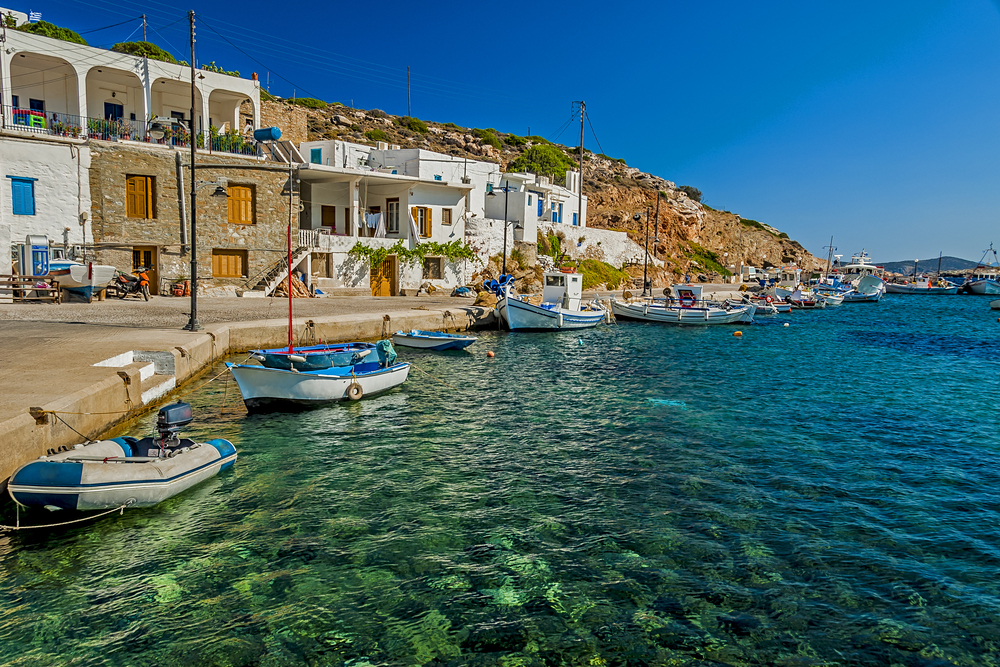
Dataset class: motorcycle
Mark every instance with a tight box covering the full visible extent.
[108,267,151,301]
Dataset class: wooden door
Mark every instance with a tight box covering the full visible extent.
[370,255,396,296]
[133,246,158,294]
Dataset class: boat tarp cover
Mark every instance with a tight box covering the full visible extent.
[376,339,397,367]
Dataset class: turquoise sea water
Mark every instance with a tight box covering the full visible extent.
[1,295,999,666]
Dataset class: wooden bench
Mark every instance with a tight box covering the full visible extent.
[0,275,61,304]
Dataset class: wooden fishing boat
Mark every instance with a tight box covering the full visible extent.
[493,270,607,331]
[611,284,755,324]
[7,402,236,511]
[392,330,476,350]
[251,342,376,371]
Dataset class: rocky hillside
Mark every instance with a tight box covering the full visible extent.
[290,100,822,279]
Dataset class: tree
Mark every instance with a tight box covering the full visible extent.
[679,185,702,202]
[112,41,177,63]
[507,145,577,184]
[17,21,86,45]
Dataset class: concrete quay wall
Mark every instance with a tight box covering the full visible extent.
[0,305,494,485]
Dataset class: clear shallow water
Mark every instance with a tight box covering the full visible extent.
[1,295,999,666]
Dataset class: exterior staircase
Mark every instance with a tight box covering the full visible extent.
[240,247,311,297]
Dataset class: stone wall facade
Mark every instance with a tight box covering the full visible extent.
[260,100,308,146]
[89,141,298,294]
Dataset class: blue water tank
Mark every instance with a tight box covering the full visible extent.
[253,126,281,142]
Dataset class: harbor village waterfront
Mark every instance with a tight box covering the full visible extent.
[1,3,1000,666]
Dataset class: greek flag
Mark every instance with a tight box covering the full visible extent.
[28,10,42,22]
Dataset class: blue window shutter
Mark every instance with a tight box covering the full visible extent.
[558,203,563,222]
[573,212,578,226]
[10,178,36,216]
[310,148,322,164]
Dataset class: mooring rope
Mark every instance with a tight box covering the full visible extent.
[0,500,134,532]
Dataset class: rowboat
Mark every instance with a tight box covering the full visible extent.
[392,330,476,351]
[48,259,116,301]
[226,360,410,413]
[611,284,755,324]
[885,282,959,295]
[493,270,607,331]
[7,402,236,511]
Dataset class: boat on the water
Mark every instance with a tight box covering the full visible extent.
[885,281,959,295]
[990,298,1000,310]
[611,284,755,324]
[392,330,476,351]
[48,259,116,301]
[494,270,608,331]
[228,341,409,413]
[251,342,377,371]
[7,402,236,511]
[962,245,1000,294]
[787,289,826,309]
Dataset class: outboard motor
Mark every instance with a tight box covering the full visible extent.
[149,402,193,454]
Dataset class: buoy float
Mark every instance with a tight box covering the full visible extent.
[486,350,495,358]
[783,322,790,327]
[733,331,743,337]
[578,339,584,345]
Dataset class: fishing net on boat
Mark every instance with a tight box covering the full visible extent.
[376,339,397,367]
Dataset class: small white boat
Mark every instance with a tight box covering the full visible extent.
[7,403,236,511]
[966,279,1000,295]
[990,298,1000,310]
[494,270,607,331]
[48,259,117,301]
[392,330,476,351]
[787,289,826,309]
[611,284,755,324]
[251,342,377,371]
[817,291,844,306]
[962,245,1000,294]
[885,281,959,295]
[227,359,410,413]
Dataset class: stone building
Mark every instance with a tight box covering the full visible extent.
[90,143,298,295]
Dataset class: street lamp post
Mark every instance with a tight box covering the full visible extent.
[638,209,651,296]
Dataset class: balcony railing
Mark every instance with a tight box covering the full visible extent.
[0,105,260,157]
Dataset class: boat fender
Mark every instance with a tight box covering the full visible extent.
[346,381,364,401]
[733,331,743,337]
[783,323,790,327]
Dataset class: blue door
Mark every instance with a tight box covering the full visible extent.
[104,102,123,120]
[538,197,543,217]
[558,203,563,223]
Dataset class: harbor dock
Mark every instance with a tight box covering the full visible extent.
[0,296,493,485]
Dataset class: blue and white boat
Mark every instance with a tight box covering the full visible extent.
[228,340,409,413]
[493,270,608,331]
[47,259,117,302]
[392,330,476,351]
[7,402,236,511]
[251,342,376,371]
[611,284,755,324]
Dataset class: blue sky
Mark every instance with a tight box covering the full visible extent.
[16,0,1000,262]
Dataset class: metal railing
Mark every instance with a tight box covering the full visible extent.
[0,105,260,156]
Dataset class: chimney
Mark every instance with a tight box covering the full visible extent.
[252,72,258,81]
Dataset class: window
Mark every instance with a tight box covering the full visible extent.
[29,99,44,112]
[386,198,400,233]
[572,212,578,226]
[227,185,255,224]
[412,206,432,238]
[9,177,36,215]
[528,194,532,206]
[310,148,322,164]
[11,95,18,108]
[422,257,444,280]
[441,207,452,226]
[486,182,494,194]
[125,175,155,219]
[558,203,563,223]
[212,249,247,277]
[434,174,442,181]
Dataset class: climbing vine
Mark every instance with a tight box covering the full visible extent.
[348,239,480,268]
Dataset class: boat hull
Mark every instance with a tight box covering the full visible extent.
[966,280,1000,295]
[611,299,754,324]
[392,331,476,350]
[227,362,410,413]
[496,297,605,331]
[885,284,959,294]
[49,262,117,294]
[8,437,237,511]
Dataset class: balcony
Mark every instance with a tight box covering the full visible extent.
[0,105,261,157]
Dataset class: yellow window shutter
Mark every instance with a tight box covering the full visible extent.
[227,189,236,224]
[144,177,153,219]
[425,208,432,236]
[125,177,137,218]
[410,206,418,226]
[126,176,147,218]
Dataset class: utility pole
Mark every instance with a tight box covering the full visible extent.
[642,206,650,296]
[577,100,584,229]
[185,9,201,331]
[142,14,147,42]
[653,193,660,259]
[407,66,411,117]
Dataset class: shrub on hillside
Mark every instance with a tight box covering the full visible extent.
[526,136,551,144]
[261,89,277,102]
[365,128,389,143]
[112,41,176,63]
[507,145,577,184]
[368,108,387,118]
[17,21,86,44]
[580,259,629,290]
[679,185,702,202]
[504,134,527,147]
[289,97,328,109]
[472,128,501,149]
[442,122,462,130]
[397,116,428,133]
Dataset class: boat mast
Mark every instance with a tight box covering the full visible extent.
[936,251,942,276]
[824,236,834,276]
[287,159,294,355]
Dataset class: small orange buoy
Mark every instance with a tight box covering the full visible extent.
[486,350,495,358]
[733,331,743,337]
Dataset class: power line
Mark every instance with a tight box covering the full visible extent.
[77,16,142,34]
[586,110,607,157]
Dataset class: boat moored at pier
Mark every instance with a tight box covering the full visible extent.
[494,271,608,331]
[611,284,755,324]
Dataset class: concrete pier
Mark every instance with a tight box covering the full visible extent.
[0,296,494,484]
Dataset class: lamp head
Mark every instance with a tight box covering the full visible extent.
[212,185,227,197]
[148,121,165,140]
[633,213,641,222]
